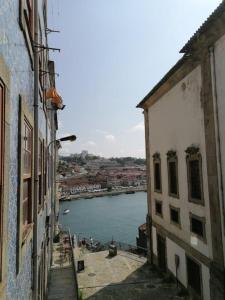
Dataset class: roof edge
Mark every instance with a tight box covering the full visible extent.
[180,1,225,53]
[137,55,187,108]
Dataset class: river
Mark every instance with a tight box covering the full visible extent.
[59,191,147,245]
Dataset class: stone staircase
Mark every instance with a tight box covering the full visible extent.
[47,266,76,300]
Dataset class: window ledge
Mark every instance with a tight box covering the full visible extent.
[154,190,162,194]
[190,233,207,244]
[169,193,179,199]
[170,221,181,229]
[189,198,204,206]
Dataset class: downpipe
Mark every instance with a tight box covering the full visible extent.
[33,0,39,298]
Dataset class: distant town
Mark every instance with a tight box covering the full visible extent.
[58,151,147,200]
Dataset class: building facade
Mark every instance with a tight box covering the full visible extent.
[0,0,60,299]
[138,3,225,300]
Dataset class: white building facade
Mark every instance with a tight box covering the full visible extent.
[138,3,225,300]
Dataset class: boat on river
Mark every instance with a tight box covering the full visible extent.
[126,190,135,194]
[63,209,70,215]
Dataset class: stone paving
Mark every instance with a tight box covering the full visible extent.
[48,237,77,300]
[76,250,182,300]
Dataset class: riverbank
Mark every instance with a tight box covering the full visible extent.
[60,187,147,201]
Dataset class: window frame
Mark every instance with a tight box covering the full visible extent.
[169,205,181,228]
[19,0,34,66]
[186,146,204,205]
[167,150,179,198]
[190,213,206,243]
[38,138,44,210]
[22,117,33,235]
[0,60,11,295]
[153,153,162,193]
[17,96,34,273]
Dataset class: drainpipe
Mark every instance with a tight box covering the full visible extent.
[144,109,153,264]
[50,111,55,266]
[33,0,39,298]
[209,47,225,259]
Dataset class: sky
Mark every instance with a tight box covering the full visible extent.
[48,0,222,158]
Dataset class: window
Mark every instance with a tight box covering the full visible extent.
[186,256,202,297]
[23,118,33,237]
[26,0,33,34]
[155,200,163,217]
[0,82,5,278]
[17,97,34,272]
[167,151,178,197]
[43,145,47,197]
[190,214,206,241]
[38,139,43,208]
[186,146,203,204]
[170,206,180,226]
[19,0,34,64]
[153,153,161,193]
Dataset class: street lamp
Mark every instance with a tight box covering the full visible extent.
[58,135,76,142]
[48,134,77,149]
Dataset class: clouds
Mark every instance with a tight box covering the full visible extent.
[105,134,116,143]
[130,122,144,132]
[96,129,116,143]
[87,140,96,146]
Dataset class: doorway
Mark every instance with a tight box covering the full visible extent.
[186,256,202,299]
[157,234,167,272]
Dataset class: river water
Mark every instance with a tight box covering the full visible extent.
[59,192,147,245]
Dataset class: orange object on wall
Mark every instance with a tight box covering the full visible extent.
[46,88,64,109]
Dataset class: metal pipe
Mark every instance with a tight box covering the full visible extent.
[50,111,55,265]
[144,109,153,264]
[33,0,39,297]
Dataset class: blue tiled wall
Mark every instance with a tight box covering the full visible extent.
[0,0,51,299]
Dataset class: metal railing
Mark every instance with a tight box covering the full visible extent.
[58,225,79,300]
[73,232,147,256]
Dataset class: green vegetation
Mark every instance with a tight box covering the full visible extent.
[78,289,83,300]
[59,153,146,167]
[110,157,146,166]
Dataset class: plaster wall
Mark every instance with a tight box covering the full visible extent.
[148,66,212,258]
[166,237,210,300]
[152,226,157,255]
[0,0,34,297]
[213,32,225,262]
[166,238,187,287]
[0,0,53,298]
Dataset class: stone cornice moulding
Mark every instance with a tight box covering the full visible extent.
[152,152,160,160]
[185,145,200,156]
[167,150,177,159]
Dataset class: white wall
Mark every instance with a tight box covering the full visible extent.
[214,33,225,263]
[148,65,213,258]
[166,237,210,300]
[166,238,187,287]
[152,226,157,255]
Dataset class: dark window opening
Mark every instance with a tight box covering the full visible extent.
[154,162,161,192]
[189,159,201,200]
[168,161,178,195]
[155,201,162,216]
[23,118,33,238]
[191,216,204,238]
[170,208,179,224]
[187,256,202,296]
